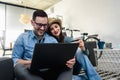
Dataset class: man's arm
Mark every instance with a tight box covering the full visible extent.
[12,34,27,65]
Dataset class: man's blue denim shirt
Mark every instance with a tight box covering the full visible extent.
[12,30,57,64]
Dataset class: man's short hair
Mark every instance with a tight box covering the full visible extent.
[32,10,48,21]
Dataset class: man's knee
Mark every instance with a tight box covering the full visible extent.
[57,69,72,80]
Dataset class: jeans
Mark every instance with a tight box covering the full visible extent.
[73,48,102,80]
[72,75,88,80]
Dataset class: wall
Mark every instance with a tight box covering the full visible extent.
[47,0,120,48]
[0,4,34,48]
[1,1,120,48]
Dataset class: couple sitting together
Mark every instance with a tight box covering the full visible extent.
[12,10,101,80]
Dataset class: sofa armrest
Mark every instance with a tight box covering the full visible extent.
[0,57,15,80]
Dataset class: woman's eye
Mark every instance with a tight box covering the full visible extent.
[55,26,58,28]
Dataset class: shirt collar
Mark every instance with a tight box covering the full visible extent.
[31,30,47,41]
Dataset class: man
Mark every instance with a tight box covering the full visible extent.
[12,10,75,80]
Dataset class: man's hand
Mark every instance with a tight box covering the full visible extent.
[66,57,75,68]
[16,59,31,66]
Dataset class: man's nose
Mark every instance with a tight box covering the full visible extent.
[40,26,46,30]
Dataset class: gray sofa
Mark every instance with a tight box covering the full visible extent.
[0,57,15,80]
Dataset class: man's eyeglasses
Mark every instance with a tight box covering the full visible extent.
[34,22,48,29]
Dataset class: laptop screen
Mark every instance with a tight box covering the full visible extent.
[30,43,79,72]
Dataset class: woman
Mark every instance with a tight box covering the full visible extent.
[47,18,102,80]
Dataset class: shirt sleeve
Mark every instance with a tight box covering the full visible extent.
[44,33,58,43]
[12,34,24,64]
[64,36,73,43]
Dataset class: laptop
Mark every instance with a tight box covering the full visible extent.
[29,43,79,73]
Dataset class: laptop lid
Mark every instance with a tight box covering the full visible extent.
[30,43,79,72]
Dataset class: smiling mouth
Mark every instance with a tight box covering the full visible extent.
[54,31,59,34]
[39,30,45,34]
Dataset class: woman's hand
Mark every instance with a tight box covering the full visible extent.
[66,57,75,68]
[75,39,86,51]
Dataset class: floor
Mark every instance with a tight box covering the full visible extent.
[95,49,120,80]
